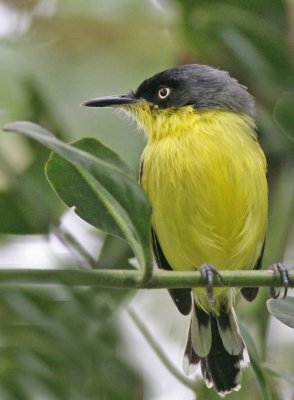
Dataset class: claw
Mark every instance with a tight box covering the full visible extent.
[269,287,280,299]
[267,263,291,299]
[199,264,222,304]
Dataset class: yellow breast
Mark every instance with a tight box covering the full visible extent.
[141,109,268,273]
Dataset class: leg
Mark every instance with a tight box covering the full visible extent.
[199,264,223,303]
[267,263,291,299]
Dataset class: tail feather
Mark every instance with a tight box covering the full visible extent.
[183,322,200,375]
[184,303,249,397]
[191,303,211,357]
[202,316,246,396]
[216,307,244,355]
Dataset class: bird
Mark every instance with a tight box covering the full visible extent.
[82,64,269,397]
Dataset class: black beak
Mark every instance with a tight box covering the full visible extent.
[81,93,144,108]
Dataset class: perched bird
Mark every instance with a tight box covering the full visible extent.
[82,64,268,396]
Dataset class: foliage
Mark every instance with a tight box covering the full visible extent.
[0,286,139,400]
[0,80,64,234]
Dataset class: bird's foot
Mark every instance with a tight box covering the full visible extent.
[267,263,291,299]
[199,264,223,303]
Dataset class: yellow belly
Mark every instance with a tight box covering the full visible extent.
[141,113,268,276]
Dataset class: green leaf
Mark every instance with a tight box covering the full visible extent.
[46,138,132,239]
[267,297,294,329]
[4,121,152,271]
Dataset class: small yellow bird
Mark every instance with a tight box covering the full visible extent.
[83,64,268,396]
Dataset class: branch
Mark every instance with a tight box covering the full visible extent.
[0,268,292,289]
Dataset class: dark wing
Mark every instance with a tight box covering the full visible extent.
[240,127,266,301]
[138,160,144,185]
[139,160,192,315]
[152,229,192,315]
[241,239,265,301]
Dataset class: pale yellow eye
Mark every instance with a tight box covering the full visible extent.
[158,87,171,99]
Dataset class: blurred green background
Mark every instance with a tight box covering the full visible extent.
[0,1,293,399]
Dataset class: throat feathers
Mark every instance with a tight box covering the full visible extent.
[83,64,268,397]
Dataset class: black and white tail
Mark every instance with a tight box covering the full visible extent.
[183,303,249,397]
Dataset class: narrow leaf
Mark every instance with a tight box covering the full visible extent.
[240,322,273,400]
[273,93,294,143]
[263,363,294,386]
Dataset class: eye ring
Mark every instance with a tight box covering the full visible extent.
[158,87,171,99]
